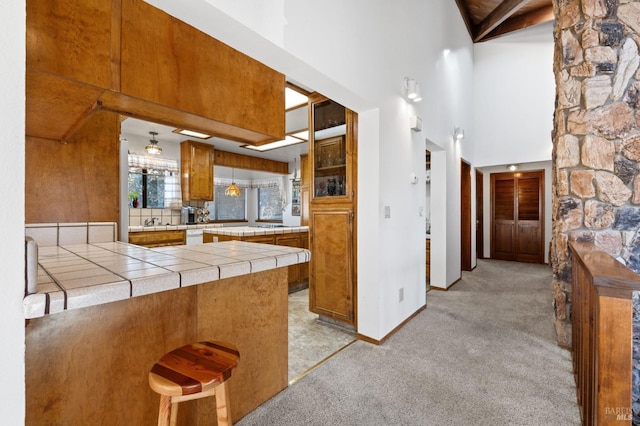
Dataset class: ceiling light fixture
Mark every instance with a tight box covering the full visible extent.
[173,128,212,139]
[404,77,422,103]
[507,164,519,171]
[454,127,465,140]
[285,87,309,109]
[145,131,163,155]
[242,135,306,152]
[225,168,241,197]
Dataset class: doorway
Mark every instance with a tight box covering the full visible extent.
[461,159,472,271]
[490,170,545,264]
[476,170,484,259]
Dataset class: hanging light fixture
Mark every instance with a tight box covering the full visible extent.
[145,131,163,155]
[225,168,241,197]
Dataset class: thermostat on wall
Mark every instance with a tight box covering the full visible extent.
[410,115,422,132]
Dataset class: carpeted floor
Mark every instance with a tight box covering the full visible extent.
[238,259,581,425]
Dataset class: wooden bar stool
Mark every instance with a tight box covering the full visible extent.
[149,341,240,426]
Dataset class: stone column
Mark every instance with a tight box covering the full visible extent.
[552,1,640,421]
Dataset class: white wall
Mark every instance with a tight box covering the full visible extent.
[1,0,25,422]
[472,23,554,264]
[473,22,555,167]
[147,0,475,339]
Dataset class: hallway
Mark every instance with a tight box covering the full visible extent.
[240,259,581,425]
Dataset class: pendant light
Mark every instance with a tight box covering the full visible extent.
[225,168,241,197]
[145,131,163,155]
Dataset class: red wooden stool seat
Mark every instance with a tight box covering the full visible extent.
[149,341,240,426]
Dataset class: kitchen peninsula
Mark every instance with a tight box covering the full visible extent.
[24,224,309,425]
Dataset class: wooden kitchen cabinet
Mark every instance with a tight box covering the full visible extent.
[181,141,215,202]
[308,94,358,327]
[204,231,309,291]
[128,230,185,247]
[120,0,284,143]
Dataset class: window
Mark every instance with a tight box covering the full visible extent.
[258,187,283,221]
[128,154,181,208]
[211,185,246,221]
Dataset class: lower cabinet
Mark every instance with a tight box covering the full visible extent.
[308,208,355,326]
[204,231,309,291]
[128,230,185,247]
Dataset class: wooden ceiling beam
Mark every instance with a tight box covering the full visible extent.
[473,0,532,42]
[455,0,476,42]
[480,5,554,42]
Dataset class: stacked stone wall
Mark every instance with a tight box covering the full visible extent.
[552,1,640,421]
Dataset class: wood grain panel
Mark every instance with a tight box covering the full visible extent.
[25,111,120,224]
[214,150,289,174]
[276,234,302,286]
[120,0,285,142]
[493,222,515,260]
[26,268,288,425]
[494,178,515,220]
[26,0,114,88]
[25,70,104,141]
[181,141,215,202]
[197,269,288,423]
[309,208,354,323]
[26,286,199,426]
[128,230,186,247]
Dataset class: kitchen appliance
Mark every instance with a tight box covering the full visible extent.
[182,206,196,224]
[185,229,203,245]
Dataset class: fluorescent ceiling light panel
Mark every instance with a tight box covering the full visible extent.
[285,87,308,109]
[290,130,309,141]
[173,128,212,139]
[244,136,304,152]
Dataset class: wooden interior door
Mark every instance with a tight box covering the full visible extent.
[461,160,472,271]
[476,169,484,259]
[490,170,544,263]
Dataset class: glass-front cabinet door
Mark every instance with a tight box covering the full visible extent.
[310,96,354,202]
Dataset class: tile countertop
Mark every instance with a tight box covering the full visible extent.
[203,226,309,236]
[128,223,224,232]
[24,240,310,319]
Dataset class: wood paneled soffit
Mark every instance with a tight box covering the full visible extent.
[25,0,285,144]
[455,0,554,42]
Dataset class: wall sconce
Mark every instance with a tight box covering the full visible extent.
[404,77,422,102]
[507,164,519,171]
[454,127,464,140]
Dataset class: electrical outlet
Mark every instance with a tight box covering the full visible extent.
[399,287,404,302]
[213,236,219,243]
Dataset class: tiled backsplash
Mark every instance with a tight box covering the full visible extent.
[128,208,182,226]
[25,222,118,247]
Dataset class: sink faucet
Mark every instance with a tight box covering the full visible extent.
[144,217,160,226]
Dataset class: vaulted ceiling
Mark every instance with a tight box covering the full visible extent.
[455,0,554,42]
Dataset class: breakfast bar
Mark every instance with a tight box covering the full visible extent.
[23,223,309,425]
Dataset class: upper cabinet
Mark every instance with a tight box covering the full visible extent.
[25,0,285,144]
[181,141,215,202]
[310,96,356,203]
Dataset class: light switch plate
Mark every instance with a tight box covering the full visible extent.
[384,205,391,218]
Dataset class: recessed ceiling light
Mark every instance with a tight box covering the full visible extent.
[290,130,308,141]
[243,136,305,152]
[173,128,212,139]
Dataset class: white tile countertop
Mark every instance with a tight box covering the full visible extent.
[23,240,310,319]
[128,223,224,232]
[203,226,309,236]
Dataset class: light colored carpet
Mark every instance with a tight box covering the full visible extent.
[240,259,581,425]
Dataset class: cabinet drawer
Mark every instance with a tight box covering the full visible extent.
[128,230,185,247]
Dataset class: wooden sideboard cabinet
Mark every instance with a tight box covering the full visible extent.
[181,140,215,202]
[128,230,185,247]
